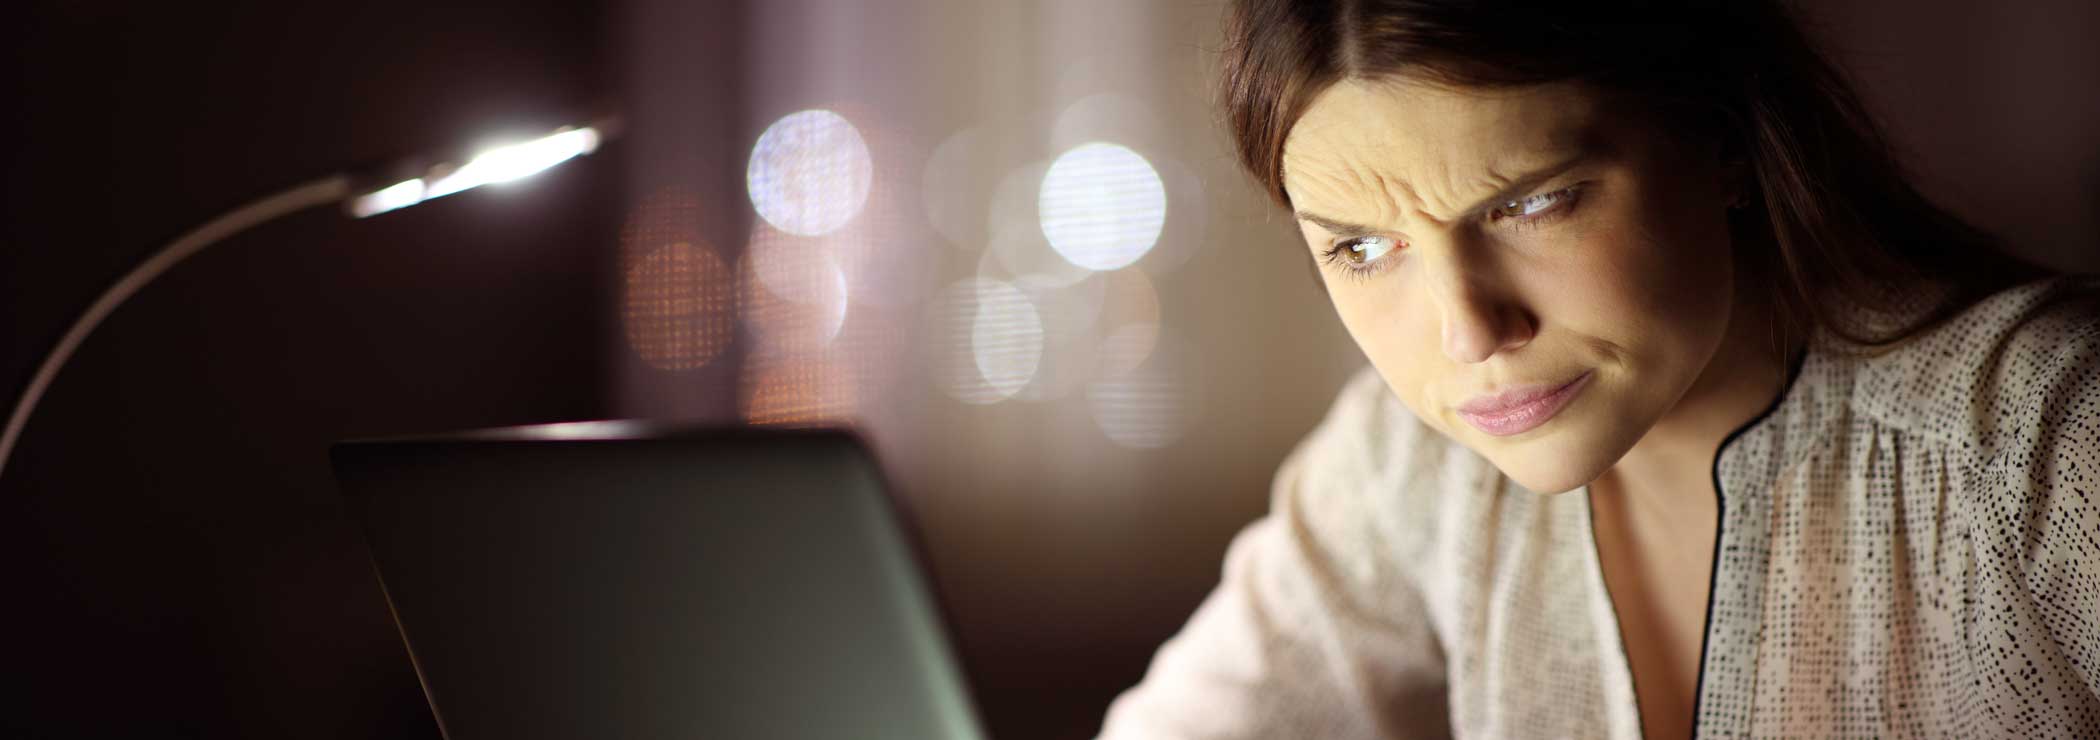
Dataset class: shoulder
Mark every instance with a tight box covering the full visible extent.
[1848,275,2100,455]
[1866,276,2100,595]
[1274,365,1486,562]
[1951,276,2100,513]
[1283,365,1462,500]
[1907,277,2100,703]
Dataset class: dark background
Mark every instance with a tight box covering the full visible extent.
[2,1,612,736]
[3,1,2094,738]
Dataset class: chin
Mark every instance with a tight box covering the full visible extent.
[1501,465,1595,495]
[1477,442,1610,495]
[1424,397,1634,496]
[1465,400,1650,496]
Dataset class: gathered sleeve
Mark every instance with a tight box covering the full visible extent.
[1964,290,2100,732]
[1095,370,1452,739]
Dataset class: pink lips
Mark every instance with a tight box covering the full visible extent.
[1457,371,1592,437]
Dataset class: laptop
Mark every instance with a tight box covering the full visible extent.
[331,422,986,740]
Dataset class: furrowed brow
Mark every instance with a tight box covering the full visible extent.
[1293,212,1382,238]
[1293,151,1590,236]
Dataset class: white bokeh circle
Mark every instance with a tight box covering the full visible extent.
[932,278,1044,405]
[738,243,850,357]
[1039,142,1167,271]
[746,109,873,236]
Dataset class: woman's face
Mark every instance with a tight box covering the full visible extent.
[1280,77,1741,494]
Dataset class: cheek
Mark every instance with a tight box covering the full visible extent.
[1326,277,1446,410]
[1571,187,1736,344]
[1631,211,1734,333]
[1328,275,1425,352]
[1540,202,1736,417]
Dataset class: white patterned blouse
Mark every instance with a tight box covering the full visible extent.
[1097,277,2100,739]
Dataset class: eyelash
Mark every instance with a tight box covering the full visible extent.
[1317,184,1586,281]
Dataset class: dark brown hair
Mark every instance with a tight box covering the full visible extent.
[1218,0,2049,353]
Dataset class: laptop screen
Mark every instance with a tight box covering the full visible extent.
[333,425,985,740]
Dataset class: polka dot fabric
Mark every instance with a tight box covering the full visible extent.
[1700,277,2100,738]
[1099,277,2100,739]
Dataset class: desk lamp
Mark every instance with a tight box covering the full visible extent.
[0,120,615,480]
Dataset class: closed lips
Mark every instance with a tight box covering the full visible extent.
[1460,372,1588,416]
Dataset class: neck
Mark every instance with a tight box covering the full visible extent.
[1594,277,1797,516]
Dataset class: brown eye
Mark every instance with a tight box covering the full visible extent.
[1336,235,1398,265]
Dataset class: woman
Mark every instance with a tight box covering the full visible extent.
[1098,1,2099,738]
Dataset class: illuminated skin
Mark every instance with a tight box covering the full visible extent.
[1282,76,1796,740]
[1282,76,1791,497]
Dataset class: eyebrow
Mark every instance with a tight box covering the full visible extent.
[1293,153,1590,237]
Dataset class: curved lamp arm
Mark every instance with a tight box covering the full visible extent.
[0,175,352,480]
[0,121,609,482]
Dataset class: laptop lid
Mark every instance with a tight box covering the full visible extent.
[332,423,984,740]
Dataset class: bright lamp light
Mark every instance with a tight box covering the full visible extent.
[350,126,604,218]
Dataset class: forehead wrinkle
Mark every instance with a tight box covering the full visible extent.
[1288,130,1448,233]
[1286,105,1413,226]
[1285,78,1604,231]
[1400,156,1479,226]
[1289,131,1512,232]
[1365,164,1423,228]
[1338,148,1506,229]
[1285,144,1412,231]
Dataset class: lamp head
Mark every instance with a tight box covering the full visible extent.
[348,122,608,218]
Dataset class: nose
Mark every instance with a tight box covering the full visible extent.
[1423,249,1534,364]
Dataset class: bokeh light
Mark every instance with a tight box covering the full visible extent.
[624,241,735,371]
[747,109,873,236]
[739,224,851,357]
[1011,273,1106,402]
[1137,155,1208,275]
[988,186,1090,288]
[931,278,1044,405]
[971,281,1045,401]
[1039,142,1167,271]
[1096,268,1161,375]
[1098,323,1161,380]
